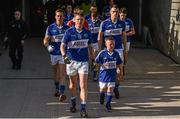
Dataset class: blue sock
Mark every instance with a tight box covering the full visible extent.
[81,101,86,111]
[54,81,59,90]
[59,85,65,94]
[71,97,76,107]
[106,92,112,105]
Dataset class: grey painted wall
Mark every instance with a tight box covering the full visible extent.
[145,0,180,63]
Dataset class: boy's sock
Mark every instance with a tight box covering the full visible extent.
[71,97,76,107]
[100,91,105,104]
[106,92,112,110]
[81,100,86,111]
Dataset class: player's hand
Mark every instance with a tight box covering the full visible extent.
[63,55,71,64]
[47,45,54,53]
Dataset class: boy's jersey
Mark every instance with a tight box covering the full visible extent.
[95,49,122,82]
[62,26,92,62]
[64,13,74,24]
[125,18,134,42]
[100,18,126,49]
[87,17,101,43]
[45,22,70,55]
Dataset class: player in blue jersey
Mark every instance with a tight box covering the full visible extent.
[64,4,74,24]
[43,9,69,102]
[98,4,126,99]
[95,37,123,111]
[102,0,115,20]
[87,4,102,81]
[119,7,135,63]
[60,13,95,118]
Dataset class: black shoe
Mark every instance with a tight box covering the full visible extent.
[70,106,77,113]
[54,90,60,97]
[80,110,88,118]
[16,65,21,70]
[59,94,66,102]
[113,88,120,99]
[100,93,105,104]
[11,64,16,69]
[106,104,112,112]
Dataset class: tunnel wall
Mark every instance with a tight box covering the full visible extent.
[145,0,180,63]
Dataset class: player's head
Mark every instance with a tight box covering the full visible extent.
[55,9,64,23]
[66,4,73,14]
[90,4,98,16]
[74,12,84,30]
[110,4,119,20]
[14,10,21,20]
[105,37,115,52]
[119,7,127,20]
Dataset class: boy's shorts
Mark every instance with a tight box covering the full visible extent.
[50,55,64,65]
[66,60,89,76]
[99,81,115,89]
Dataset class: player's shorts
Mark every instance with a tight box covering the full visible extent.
[115,49,124,62]
[99,81,115,89]
[126,42,131,52]
[92,43,99,52]
[50,55,64,65]
[66,60,89,76]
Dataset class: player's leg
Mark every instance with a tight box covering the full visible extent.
[58,56,67,102]
[78,62,89,118]
[67,62,78,113]
[106,84,114,112]
[114,49,124,99]
[69,75,78,113]
[99,82,107,104]
[92,43,99,81]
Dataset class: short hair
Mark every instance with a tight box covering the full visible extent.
[119,7,127,14]
[110,4,119,10]
[105,37,114,41]
[55,8,64,15]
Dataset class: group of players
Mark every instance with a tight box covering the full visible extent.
[43,3,135,118]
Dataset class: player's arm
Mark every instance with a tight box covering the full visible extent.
[98,31,104,51]
[122,31,127,51]
[60,42,66,56]
[43,35,50,47]
[126,27,135,36]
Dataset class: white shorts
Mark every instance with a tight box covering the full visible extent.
[92,43,99,52]
[50,55,64,65]
[99,82,115,89]
[115,49,124,62]
[66,60,89,76]
[126,42,130,52]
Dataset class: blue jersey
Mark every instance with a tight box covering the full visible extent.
[100,18,125,49]
[62,26,92,62]
[125,18,134,42]
[85,14,91,20]
[87,17,101,43]
[103,5,110,19]
[64,13,74,24]
[45,22,70,55]
[95,49,122,82]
